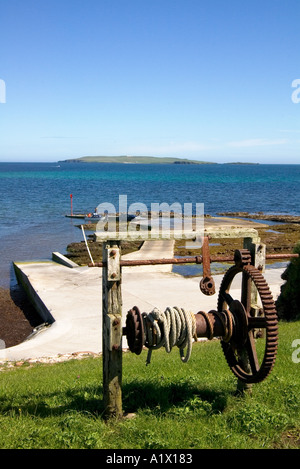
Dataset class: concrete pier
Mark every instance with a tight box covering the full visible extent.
[0,216,287,362]
[0,241,285,362]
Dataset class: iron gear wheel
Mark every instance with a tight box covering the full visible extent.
[125,306,144,355]
[218,264,278,384]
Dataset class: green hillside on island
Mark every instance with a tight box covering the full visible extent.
[59,155,217,164]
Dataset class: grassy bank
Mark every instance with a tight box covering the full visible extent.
[0,321,299,449]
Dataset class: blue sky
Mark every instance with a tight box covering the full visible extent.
[0,0,299,163]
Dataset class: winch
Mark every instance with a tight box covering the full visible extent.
[124,248,278,385]
[89,228,287,419]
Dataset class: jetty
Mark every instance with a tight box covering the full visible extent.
[0,215,288,362]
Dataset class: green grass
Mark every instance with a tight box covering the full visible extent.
[0,321,300,449]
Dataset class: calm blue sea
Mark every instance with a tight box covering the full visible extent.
[0,162,299,287]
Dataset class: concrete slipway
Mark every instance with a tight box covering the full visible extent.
[0,219,287,362]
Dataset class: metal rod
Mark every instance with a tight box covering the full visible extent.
[265,253,299,259]
[88,252,299,268]
[195,311,225,338]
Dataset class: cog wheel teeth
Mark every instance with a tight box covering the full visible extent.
[126,307,145,355]
[218,264,278,384]
[234,249,252,267]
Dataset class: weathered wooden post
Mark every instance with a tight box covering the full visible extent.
[244,236,266,305]
[236,236,266,394]
[102,240,123,419]
[244,237,266,270]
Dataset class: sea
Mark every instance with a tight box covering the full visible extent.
[0,162,299,288]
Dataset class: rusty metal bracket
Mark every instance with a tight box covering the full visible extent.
[104,315,122,351]
[107,247,120,281]
[199,236,216,296]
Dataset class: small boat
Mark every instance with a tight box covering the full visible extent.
[84,213,137,222]
[65,213,86,219]
[85,213,104,222]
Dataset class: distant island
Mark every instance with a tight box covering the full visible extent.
[225,162,259,165]
[58,155,259,165]
[58,155,217,164]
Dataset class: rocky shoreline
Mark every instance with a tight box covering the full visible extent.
[216,211,300,224]
[0,211,299,351]
[66,212,300,264]
[0,286,42,349]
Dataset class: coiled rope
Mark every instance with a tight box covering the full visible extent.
[196,309,233,343]
[142,306,197,365]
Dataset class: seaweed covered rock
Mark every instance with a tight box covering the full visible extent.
[276,243,300,321]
